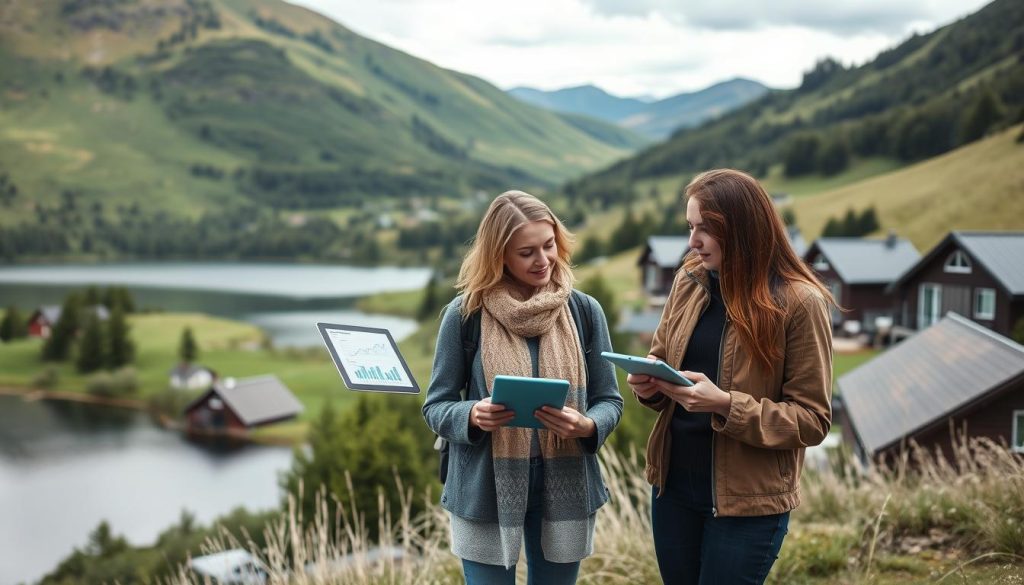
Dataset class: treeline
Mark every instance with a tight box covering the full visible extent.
[822,207,881,238]
[567,0,1024,197]
[0,198,359,262]
[36,287,137,376]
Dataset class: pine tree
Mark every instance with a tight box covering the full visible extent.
[417,272,440,321]
[959,87,1004,145]
[179,326,198,363]
[42,294,81,361]
[0,305,27,341]
[107,305,135,368]
[76,313,105,373]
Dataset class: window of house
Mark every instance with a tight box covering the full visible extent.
[813,254,830,272]
[974,288,996,320]
[944,250,972,274]
[1014,411,1024,453]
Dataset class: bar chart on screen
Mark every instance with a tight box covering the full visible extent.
[324,326,413,388]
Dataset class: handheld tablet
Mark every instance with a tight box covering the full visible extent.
[600,351,695,387]
[490,375,570,429]
[317,322,419,394]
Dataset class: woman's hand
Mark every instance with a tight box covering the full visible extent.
[470,397,515,431]
[652,371,732,417]
[627,354,663,400]
[534,405,596,439]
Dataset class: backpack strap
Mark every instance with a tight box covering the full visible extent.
[461,310,481,391]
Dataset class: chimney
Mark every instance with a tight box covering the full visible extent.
[885,230,898,249]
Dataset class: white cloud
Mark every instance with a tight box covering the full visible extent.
[289,0,992,98]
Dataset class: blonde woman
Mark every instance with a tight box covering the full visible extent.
[422,190,623,585]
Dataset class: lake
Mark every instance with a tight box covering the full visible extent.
[0,263,432,346]
[0,395,294,585]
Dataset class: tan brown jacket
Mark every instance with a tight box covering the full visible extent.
[641,266,833,516]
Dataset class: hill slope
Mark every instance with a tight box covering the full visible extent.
[0,0,637,217]
[791,124,1024,251]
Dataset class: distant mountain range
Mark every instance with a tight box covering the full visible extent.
[508,78,770,139]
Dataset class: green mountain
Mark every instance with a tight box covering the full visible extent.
[567,0,1024,202]
[0,0,639,219]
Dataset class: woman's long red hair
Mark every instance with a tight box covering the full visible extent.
[683,169,834,372]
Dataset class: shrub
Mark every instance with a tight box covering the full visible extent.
[32,366,59,389]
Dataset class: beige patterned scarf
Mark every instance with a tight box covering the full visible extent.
[480,278,588,566]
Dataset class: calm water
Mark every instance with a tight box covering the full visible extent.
[0,395,294,585]
[0,263,432,346]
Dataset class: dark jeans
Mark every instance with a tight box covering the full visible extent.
[651,485,789,585]
[462,458,581,585]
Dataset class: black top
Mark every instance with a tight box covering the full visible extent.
[667,272,726,507]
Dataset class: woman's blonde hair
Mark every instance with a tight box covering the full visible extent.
[456,190,575,317]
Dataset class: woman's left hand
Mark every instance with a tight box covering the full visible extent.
[653,371,732,418]
[534,405,596,439]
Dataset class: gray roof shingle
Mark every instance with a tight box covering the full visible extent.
[215,375,304,426]
[811,237,921,284]
[954,232,1024,296]
[838,312,1024,454]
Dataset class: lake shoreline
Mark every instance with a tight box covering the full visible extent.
[0,385,301,447]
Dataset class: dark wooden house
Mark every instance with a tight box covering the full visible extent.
[638,235,689,300]
[184,375,303,433]
[834,312,1024,464]
[886,231,1024,337]
[804,235,920,331]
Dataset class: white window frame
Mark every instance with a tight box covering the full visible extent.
[813,254,830,272]
[944,250,972,274]
[974,288,996,320]
[1013,410,1024,454]
[918,283,942,328]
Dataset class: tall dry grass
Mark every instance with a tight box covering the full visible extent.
[169,437,1023,584]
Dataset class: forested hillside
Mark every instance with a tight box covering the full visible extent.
[566,0,1024,205]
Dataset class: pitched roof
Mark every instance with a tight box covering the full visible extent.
[954,232,1024,295]
[838,312,1024,454]
[642,235,690,268]
[808,237,920,284]
[204,375,303,426]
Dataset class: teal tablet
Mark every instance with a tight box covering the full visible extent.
[600,351,695,387]
[490,375,571,429]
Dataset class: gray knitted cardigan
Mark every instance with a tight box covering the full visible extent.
[422,293,623,566]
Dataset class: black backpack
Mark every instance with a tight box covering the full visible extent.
[436,290,593,483]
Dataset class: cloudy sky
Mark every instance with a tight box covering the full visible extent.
[291,0,991,99]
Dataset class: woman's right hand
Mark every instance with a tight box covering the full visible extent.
[470,397,515,431]
[628,354,663,400]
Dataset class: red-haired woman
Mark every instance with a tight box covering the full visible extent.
[628,169,835,584]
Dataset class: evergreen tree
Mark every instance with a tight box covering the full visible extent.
[576,237,606,264]
[76,313,105,373]
[417,272,440,321]
[818,138,850,176]
[609,209,641,254]
[179,327,198,363]
[841,208,859,235]
[83,285,102,307]
[781,208,797,227]
[822,217,844,237]
[784,133,822,177]
[281,396,432,540]
[42,294,81,361]
[579,272,626,350]
[858,207,880,235]
[959,87,1004,145]
[107,305,135,368]
[0,305,28,341]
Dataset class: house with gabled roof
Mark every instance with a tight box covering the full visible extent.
[638,235,689,300]
[886,231,1024,338]
[804,234,920,330]
[834,312,1024,464]
[183,375,303,433]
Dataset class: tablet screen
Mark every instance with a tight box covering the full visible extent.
[316,322,420,393]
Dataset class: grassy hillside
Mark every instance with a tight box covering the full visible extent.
[0,0,638,221]
[791,124,1024,251]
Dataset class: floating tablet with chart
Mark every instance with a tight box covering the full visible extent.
[316,323,420,394]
